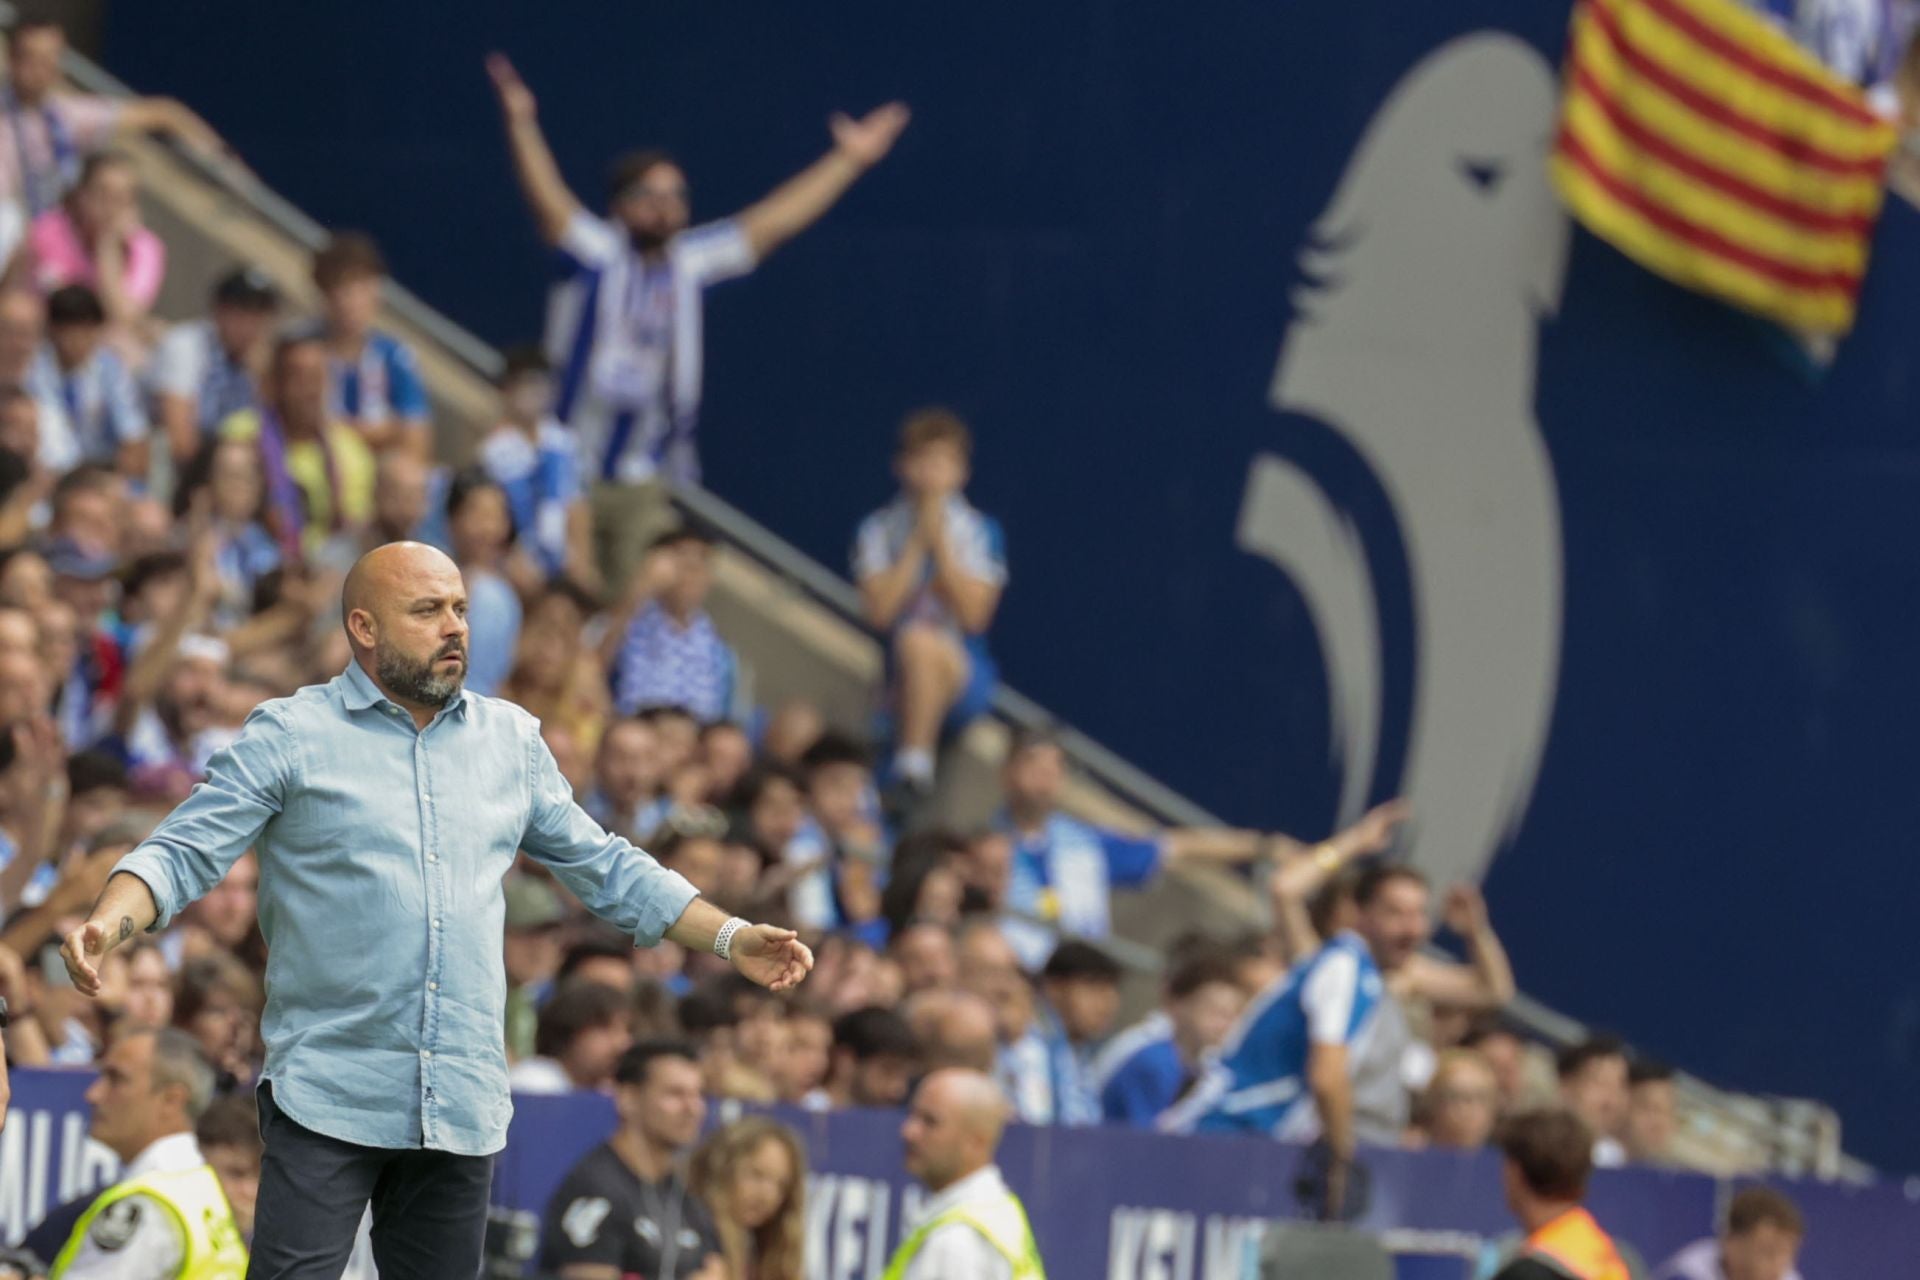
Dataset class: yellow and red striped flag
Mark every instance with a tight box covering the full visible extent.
[1552,0,1898,334]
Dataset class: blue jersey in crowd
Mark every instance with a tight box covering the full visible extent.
[1089,1011,1186,1128]
[997,811,1163,967]
[1163,932,1383,1139]
[328,329,428,431]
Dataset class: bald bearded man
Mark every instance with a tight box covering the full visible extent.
[885,1069,1047,1280]
[60,542,813,1279]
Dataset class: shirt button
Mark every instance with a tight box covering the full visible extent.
[432,918,442,929]
[420,1050,432,1060]
[428,854,438,864]
[428,982,439,991]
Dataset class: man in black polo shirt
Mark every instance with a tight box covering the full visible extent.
[540,1040,723,1279]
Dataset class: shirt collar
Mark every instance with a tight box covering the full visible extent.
[919,1165,1009,1223]
[124,1130,203,1180]
[338,658,471,720]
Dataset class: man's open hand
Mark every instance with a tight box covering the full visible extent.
[730,925,815,993]
[486,54,538,125]
[59,918,120,997]
[830,102,910,168]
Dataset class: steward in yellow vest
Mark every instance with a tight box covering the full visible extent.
[885,1068,1048,1280]
[51,1164,249,1279]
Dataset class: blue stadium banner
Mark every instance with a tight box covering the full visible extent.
[5,1071,1916,1276]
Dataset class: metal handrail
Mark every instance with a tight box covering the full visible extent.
[49,23,1859,1178]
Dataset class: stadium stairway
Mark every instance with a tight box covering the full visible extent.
[62,38,1857,1184]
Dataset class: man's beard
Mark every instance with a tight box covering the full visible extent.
[627,225,672,252]
[376,638,467,707]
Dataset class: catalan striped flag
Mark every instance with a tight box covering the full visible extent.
[1552,0,1898,334]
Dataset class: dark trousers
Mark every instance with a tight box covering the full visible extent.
[248,1081,494,1280]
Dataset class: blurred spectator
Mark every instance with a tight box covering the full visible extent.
[689,1117,806,1280]
[881,830,967,937]
[0,937,47,1070]
[110,589,238,804]
[119,937,172,1030]
[366,449,434,548]
[1463,1020,1550,1115]
[1411,1049,1501,1151]
[1489,1110,1635,1280]
[150,266,280,466]
[854,409,1005,801]
[819,1005,918,1110]
[557,935,640,995]
[585,716,669,842]
[195,1092,265,1242]
[889,919,958,995]
[442,467,521,696]
[792,732,884,934]
[510,978,632,1095]
[221,331,375,563]
[0,717,64,910]
[1656,1186,1805,1280]
[769,1007,832,1105]
[479,344,592,592]
[488,53,906,587]
[40,283,145,476]
[697,721,753,801]
[902,987,998,1075]
[501,579,611,755]
[1625,1058,1679,1167]
[997,728,1406,967]
[0,17,228,239]
[1166,865,1438,1179]
[678,976,778,1103]
[311,232,429,458]
[1038,940,1123,1059]
[733,764,811,916]
[1557,1037,1631,1170]
[654,829,728,902]
[1090,949,1243,1129]
[173,438,281,631]
[539,1040,723,1279]
[171,951,261,1092]
[603,526,737,724]
[503,873,566,1062]
[642,704,700,779]
[11,150,164,350]
[174,851,259,966]
[959,921,1094,1126]
[47,459,120,554]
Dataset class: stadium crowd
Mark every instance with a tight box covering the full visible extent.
[0,15,1814,1280]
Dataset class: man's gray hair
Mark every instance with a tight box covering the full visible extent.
[146,1027,217,1121]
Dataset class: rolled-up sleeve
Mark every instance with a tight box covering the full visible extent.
[112,705,295,930]
[520,726,696,946]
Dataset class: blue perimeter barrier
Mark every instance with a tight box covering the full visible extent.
[4,1068,1915,1276]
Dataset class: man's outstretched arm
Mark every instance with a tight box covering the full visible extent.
[521,730,814,993]
[488,54,583,245]
[737,101,910,260]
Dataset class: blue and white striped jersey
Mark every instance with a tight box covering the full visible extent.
[545,211,756,487]
[1162,931,1384,1139]
[328,330,428,434]
[851,493,1008,637]
[39,344,145,467]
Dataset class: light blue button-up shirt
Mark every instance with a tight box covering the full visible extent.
[113,660,698,1156]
